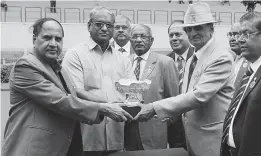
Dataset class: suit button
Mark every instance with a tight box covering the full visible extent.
[68,135,71,139]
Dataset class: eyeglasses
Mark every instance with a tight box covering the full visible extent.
[131,34,151,40]
[90,21,114,29]
[114,25,129,30]
[169,32,183,38]
[237,31,261,40]
[184,25,204,33]
[227,32,240,39]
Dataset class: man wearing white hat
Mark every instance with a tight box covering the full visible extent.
[134,2,235,156]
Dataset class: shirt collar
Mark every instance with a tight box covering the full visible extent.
[194,36,214,60]
[250,56,261,73]
[174,47,190,62]
[134,50,151,61]
[114,41,131,53]
[88,36,112,52]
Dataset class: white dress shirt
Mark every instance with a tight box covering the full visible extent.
[114,41,131,57]
[174,47,190,69]
[132,50,151,80]
[228,56,261,147]
[234,54,245,77]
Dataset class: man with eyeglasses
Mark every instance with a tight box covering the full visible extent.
[134,3,234,156]
[112,15,135,58]
[62,6,133,156]
[227,23,249,89]
[125,24,179,151]
[166,20,193,150]
[220,11,261,156]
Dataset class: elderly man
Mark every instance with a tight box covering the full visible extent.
[167,20,194,149]
[112,15,135,58]
[228,22,249,88]
[62,7,133,156]
[1,18,132,156]
[125,24,179,150]
[134,2,235,156]
[220,11,261,156]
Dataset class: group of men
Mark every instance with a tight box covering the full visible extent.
[2,2,261,156]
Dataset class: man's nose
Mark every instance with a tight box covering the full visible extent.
[101,24,108,31]
[49,38,57,46]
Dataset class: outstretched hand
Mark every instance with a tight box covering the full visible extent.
[133,103,156,122]
[99,103,133,122]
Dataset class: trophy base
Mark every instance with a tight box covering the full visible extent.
[121,105,141,118]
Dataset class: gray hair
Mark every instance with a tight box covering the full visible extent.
[131,24,153,37]
[89,6,115,22]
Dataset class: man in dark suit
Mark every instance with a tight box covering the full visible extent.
[167,20,193,149]
[220,11,261,156]
[125,24,179,150]
[227,22,249,89]
[1,17,132,156]
[112,15,135,58]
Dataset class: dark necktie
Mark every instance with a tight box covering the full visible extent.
[134,57,142,80]
[221,66,253,144]
[177,55,184,93]
[119,47,126,53]
[187,55,197,89]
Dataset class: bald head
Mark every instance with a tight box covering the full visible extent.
[228,22,241,55]
[113,15,132,47]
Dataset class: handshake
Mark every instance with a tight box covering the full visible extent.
[98,102,157,122]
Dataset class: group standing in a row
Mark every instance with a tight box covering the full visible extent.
[2,2,261,156]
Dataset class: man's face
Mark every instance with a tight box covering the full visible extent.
[168,25,190,55]
[184,24,213,51]
[238,21,261,63]
[130,26,154,56]
[33,21,63,63]
[228,24,241,55]
[88,11,114,45]
[113,18,131,44]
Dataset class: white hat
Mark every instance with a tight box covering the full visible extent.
[182,2,218,27]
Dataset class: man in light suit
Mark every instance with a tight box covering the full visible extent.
[167,20,194,149]
[125,24,179,150]
[134,2,235,156]
[112,15,135,58]
[220,11,261,156]
[227,22,249,89]
[1,18,132,156]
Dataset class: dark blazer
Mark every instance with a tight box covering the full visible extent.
[221,65,261,156]
[1,54,102,156]
[167,46,194,62]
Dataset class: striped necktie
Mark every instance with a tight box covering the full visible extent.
[134,57,142,80]
[177,55,184,93]
[187,55,197,89]
[221,66,253,144]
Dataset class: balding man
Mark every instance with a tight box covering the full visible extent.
[227,22,249,88]
[112,15,135,58]
[125,24,179,150]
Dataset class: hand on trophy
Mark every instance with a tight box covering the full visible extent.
[133,103,156,122]
[99,103,133,122]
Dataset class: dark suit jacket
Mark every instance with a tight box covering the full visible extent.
[167,46,194,63]
[1,54,102,156]
[221,65,261,156]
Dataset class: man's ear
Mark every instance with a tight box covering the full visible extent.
[87,22,91,32]
[150,37,154,44]
[33,34,36,44]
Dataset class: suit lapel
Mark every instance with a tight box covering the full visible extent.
[141,52,156,80]
[186,40,215,92]
[28,54,68,93]
[240,65,261,102]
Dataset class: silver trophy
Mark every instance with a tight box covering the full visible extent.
[115,79,151,106]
